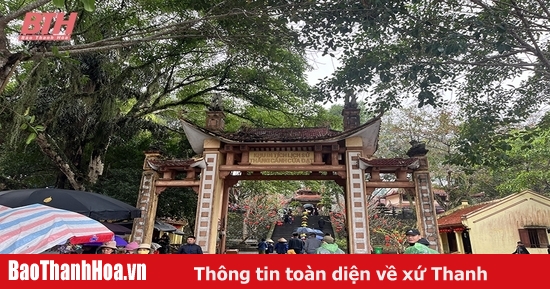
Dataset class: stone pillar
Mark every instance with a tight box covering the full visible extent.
[130,151,161,244]
[410,150,442,252]
[218,182,233,253]
[344,136,370,254]
[195,139,225,253]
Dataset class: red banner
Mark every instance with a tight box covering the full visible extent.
[0,254,544,288]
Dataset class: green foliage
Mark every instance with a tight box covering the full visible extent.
[226,212,245,243]
[0,142,58,190]
[156,188,198,227]
[335,238,347,252]
[51,0,96,12]
[299,0,550,130]
[90,134,152,207]
[369,206,416,254]
[1,0,316,192]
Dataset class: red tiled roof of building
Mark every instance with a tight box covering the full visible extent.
[437,203,492,227]
[222,127,341,142]
[359,157,418,167]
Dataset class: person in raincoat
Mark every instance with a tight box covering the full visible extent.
[403,229,439,254]
[316,236,344,254]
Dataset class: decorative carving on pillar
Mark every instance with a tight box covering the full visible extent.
[195,153,223,253]
[408,141,442,252]
[344,151,370,254]
[130,151,162,244]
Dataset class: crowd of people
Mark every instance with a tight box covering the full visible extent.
[253,227,445,255]
[257,232,344,254]
[57,235,205,254]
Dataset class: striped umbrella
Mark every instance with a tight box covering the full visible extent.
[0,203,114,254]
[0,204,9,213]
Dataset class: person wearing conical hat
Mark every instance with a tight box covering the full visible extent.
[266,239,275,254]
[99,241,117,254]
[274,238,288,254]
[137,243,152,255]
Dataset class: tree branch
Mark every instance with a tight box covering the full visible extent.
[35,132,85,191]
[0,0,52,26]
[534,0,550,20]
[509,0,550,72]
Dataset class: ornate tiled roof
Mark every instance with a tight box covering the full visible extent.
[148,159,198,167]
[292,194,322,202]
[222,127,341,142]
[147,158,205,170]
[359,157,418,167]
[181,115,382,154]
[182,115,381,143]
[437,203,492,227]
[292,189,321,202]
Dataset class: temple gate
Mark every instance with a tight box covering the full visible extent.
[130,103,442,253]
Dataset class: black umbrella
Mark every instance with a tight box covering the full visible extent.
[101,222,133,235]
[0,188,141,221]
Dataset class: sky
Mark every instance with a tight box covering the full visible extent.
[304,50,349,109]
[305,51,339,86]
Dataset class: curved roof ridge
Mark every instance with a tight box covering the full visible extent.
[180,114,382,143]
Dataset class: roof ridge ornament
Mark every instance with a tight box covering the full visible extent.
[209,92,223,111]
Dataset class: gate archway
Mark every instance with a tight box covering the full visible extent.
[130,106,442,253]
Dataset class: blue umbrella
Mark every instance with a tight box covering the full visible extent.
[84,235,128,247]
[312,229,324,235]
[294,227,325,235]
[294,227,314,234]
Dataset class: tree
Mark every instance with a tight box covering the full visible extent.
[1,0,317,191]
[240,194,286,241]
[0,0,318,91]
[299,1,550,114]
[228,181,289,242]
[375,105,500,209]
[369,205,416,254]
[456,112,550,197]
[297,1,550,173]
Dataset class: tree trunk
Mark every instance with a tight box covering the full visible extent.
[35,133,85,191]
[0,53,21,94]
